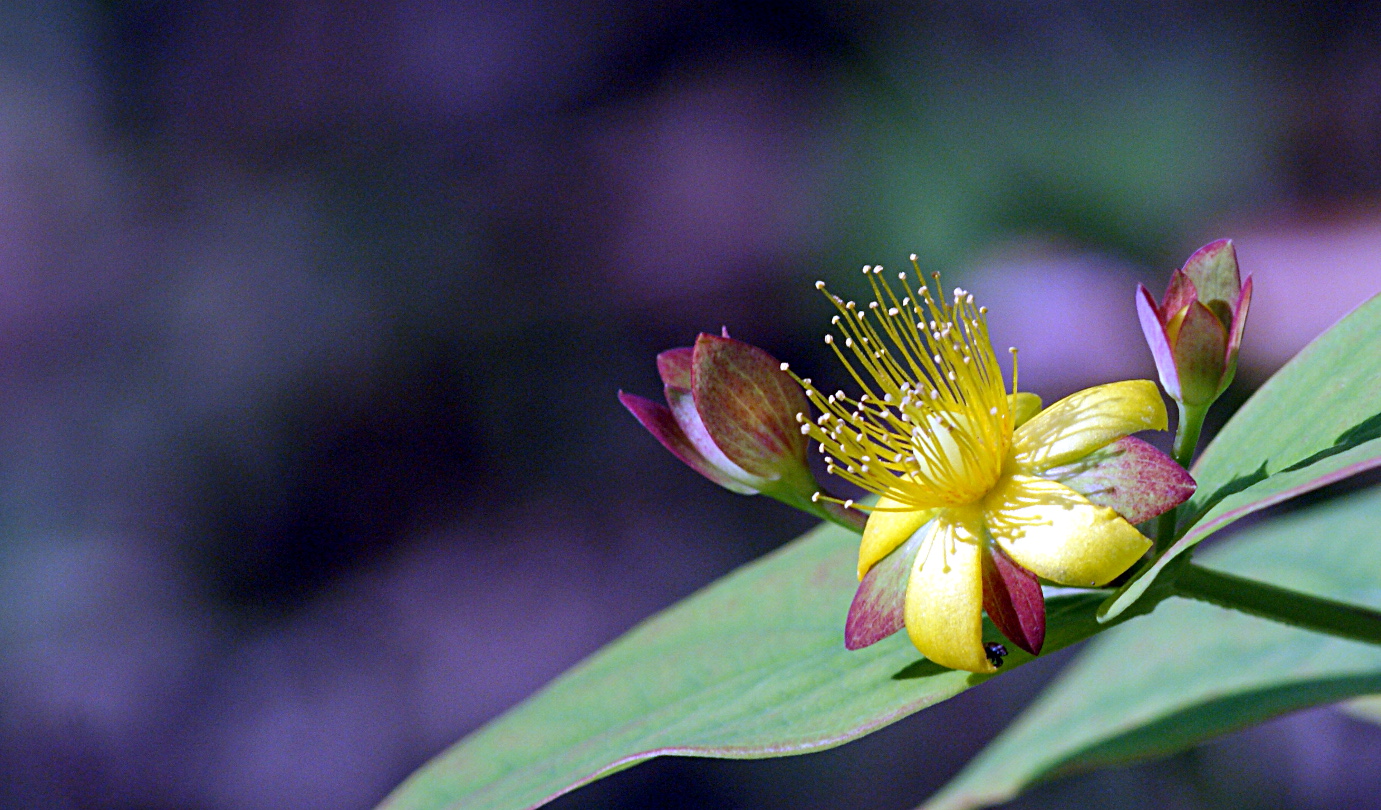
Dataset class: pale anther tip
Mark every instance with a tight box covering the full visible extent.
[844,499,854,509]
[779,362,789,371]
[909,253,918,261]
[815,280,826,289]
[811,492,821,503]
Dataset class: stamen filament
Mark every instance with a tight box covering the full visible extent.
[786,266,1017,509]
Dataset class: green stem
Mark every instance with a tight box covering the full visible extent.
[1156,401,1210,553]
[763,477,868,534]
[1175,563,1381,646]
[1171,401,1208,470]
[819,500,868,533]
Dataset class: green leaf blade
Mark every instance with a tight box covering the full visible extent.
[378,518,1111,810]
[924,485,1381,810]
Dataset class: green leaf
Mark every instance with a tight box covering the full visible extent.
[924,484,1381,810]
[1102,293,1381,621]
[378,521,1109,810]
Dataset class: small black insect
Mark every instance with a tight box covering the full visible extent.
[984,642,1008,668]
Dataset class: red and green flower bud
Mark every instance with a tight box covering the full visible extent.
[1137,239,1253,407]
[620,332,866,530]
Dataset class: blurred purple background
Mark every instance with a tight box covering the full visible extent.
[1,2,1380,809]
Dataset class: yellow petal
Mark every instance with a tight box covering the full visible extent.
[1008,392,1043,428]
[858,495,939,579]
[1012,380,1167,472]
[983,474,1151,587]
[903,508,995,673]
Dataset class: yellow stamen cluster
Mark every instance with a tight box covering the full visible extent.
[786,260,1017,512]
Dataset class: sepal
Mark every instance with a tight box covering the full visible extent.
[1041,436,1196,524]
[981,543,1045,656]
[844,521,930,649]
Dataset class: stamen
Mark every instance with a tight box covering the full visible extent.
[786,264,1016,508]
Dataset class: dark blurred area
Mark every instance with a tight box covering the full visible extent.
[1,2,1380,808]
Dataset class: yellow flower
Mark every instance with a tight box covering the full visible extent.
[793,264,1170,673]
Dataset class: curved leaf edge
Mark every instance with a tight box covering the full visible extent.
[377,522,1110,810]
[925,672,1381,810]
[1045,672,1381,779]
[1099,448,1381,622]
[402,596,1109,810]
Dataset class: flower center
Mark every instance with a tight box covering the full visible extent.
[789,261,1016,510]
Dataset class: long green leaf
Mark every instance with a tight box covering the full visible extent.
[1102,293,1381,621]
[924,484,1381,810]
[378,521,1108,810]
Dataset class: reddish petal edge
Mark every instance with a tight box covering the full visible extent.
[1136,284,1181,398]
[1181,238,1241,305]
[1044,436,1197,524]
[665,385,765,493]
[844,523,927,650]
[982,544,1045,656]
[1227,275,1253,357]
[656,347,693,389]
[1161,268,1197,316]
[618,391,755,493]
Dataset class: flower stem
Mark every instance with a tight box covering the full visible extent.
[1170,401,1208,470]
[819,500,868,533]
[1175,563,1381,646]
[763,480,868,534]
[1156,401,1210,553]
